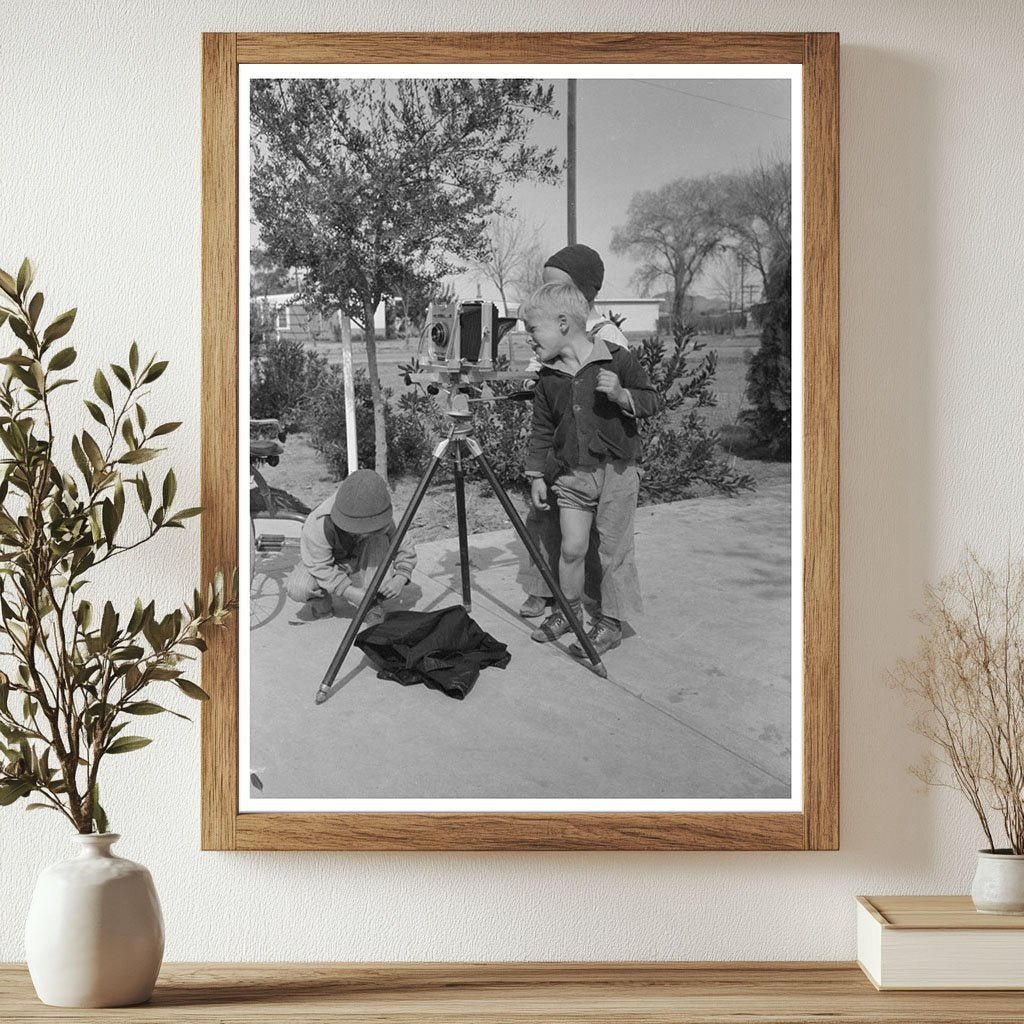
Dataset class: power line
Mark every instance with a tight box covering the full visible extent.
[631,78,791,122]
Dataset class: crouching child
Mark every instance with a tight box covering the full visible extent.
[285,469,416,627]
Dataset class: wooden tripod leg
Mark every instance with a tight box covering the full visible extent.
[452,440,472,610]
[314,439,449,705]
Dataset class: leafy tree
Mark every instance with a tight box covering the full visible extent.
[611,176,726,330]
[391,271,451,345]
[249,297,276,355]
[250,245,295,299]
[250,77,561,480]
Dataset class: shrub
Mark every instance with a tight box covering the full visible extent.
[741,255,791,460]
[307,368,436,480]
[391,389,440,477]
[467,388,532,492]
[308,333,754,507]
[635,326,754,502]
[306,368,381,478]
[249,314,329,431]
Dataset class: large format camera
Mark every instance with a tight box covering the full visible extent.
[408,299,532,410]
[421,300,518,371]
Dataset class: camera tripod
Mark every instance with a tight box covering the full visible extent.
[314,414,608,705]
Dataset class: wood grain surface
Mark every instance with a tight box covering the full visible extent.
[201,32,840,851]
[861,895,1024,930]
[801,31,841,853]
[232,810,807,852]
[235,32,808,64]
[4,962,1023,1023]
[200,32,239,852]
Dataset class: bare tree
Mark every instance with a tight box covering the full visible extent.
[721,152,791,294]
[473,215,541,315]
[611,176,726,330]
[511,235,548,307]
[708,250,744,322]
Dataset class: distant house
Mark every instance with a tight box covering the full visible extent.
[253,292,665,345]
[253,294,332,344]
[252,294,391,343]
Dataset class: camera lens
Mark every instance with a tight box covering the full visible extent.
[430,322,449,350]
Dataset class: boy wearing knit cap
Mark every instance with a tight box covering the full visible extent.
[519,243,634,629]
[285,469,416,626]
[520,281,658,658]
[540,243,629,348]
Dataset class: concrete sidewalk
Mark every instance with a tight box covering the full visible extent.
[248,483,792,801]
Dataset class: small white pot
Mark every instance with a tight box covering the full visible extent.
[971,849,1024,915]
[24,833,164,1007]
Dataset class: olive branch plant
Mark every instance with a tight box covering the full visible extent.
[894,551,1024,854]
[0,259,236,833]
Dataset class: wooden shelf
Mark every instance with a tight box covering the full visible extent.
[3,962,1024,1022]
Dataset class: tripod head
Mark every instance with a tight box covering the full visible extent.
[413,369,538,439]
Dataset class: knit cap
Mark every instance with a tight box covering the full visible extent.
[330,469,393,534]
[544,244,604,302]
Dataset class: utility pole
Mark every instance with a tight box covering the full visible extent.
[567,80,577,245]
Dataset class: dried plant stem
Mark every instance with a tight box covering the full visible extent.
[892,552,1024,856]
[895,552,1024,854]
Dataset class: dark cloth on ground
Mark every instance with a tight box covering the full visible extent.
[354,605,511,700]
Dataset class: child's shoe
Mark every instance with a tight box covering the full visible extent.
[530,603,582,643]
[569,618,622,659]
[518,594,551,618]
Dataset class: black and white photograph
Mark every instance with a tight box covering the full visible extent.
[241,64,801,811]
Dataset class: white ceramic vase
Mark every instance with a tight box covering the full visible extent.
[970,850,1024,915]
[24,833,164,1007]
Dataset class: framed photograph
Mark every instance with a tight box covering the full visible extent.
[201,32,838,850]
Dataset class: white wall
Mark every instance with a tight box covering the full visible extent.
[2,0,1022,961]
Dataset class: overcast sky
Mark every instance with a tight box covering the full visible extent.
[479,76,792,300]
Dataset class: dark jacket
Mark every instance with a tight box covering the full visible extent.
[354,605,511,700]
[525,337,659,482]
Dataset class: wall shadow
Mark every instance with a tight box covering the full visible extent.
[836,46,936,870]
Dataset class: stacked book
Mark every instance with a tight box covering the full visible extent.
[857,895,1024,989]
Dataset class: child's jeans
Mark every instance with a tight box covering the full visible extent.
[520,459,643,621]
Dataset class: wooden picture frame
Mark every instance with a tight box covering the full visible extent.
[201,32,838,851]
